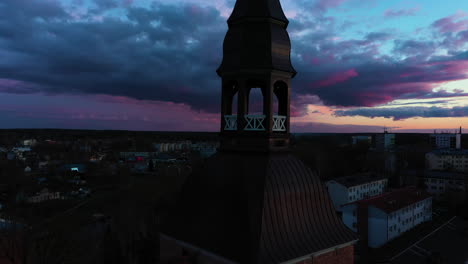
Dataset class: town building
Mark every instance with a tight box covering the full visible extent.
[430,128,462,149]
[375,131,395,151]
[341,187,432,248]
[160,0,358,263]
[26,188,62,203]
[351,136,372,146]
[421,170,466,200]
[154,141,192,153]
[326,173,388,212]
[425,149,468,172]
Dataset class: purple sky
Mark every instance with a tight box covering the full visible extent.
[0,0,467,132]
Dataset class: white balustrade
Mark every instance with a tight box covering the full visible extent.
[273,115,287,132]
[245,115,266,131]
[224,115,237,130]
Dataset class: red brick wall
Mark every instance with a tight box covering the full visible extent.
[293,245,354,264]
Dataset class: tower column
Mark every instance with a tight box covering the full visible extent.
[263,78,273,133]
[237,79,247,132]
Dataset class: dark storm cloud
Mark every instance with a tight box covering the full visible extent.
[0,0,467,115]
[0,0,226,112]
[336,106,468,120]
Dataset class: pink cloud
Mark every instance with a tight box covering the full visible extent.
[432,11,468,33]
[313,69,359,88]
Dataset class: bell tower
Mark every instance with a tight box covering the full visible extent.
[217,0,297,152]
[162,1,358,263]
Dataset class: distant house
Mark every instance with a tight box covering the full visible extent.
[62,164,87,173]
[12,147,31,153]
[341,187,432,248]
[326,173,388,212]
[154,153,177,163]
[22,139,37,147]
[26,188,62,203]
[351,135,372,145]
[191,142,219,158]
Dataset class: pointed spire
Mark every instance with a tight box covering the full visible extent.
[228,0,289,26]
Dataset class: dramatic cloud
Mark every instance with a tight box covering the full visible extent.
[336,105,468,120]
[432,11,468,33]
[0,0,467,132]
[0,0,226,112]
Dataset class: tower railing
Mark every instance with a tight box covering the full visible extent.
[223,114,287,131]
[224,115,237,130]
[273,115,287,132]
[244,115,266,131]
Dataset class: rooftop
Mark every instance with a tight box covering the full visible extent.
[429,149,468,156]
[351,187,431,213]
[422,170,466,180]
[333,173,387,188]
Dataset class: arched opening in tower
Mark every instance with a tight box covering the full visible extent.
[247,87,264,115]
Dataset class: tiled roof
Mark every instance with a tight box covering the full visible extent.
[333,173,387,188]
[429,149,468,156]
[164,152,358,264]
[353,187,431,214]
[422,170,466,180]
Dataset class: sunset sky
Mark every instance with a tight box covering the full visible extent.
[0,0,467,132]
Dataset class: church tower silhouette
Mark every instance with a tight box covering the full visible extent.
[163,1,358,263]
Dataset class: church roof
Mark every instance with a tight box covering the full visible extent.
[164,152,358,264]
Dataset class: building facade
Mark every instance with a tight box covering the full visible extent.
[430,128,462,149]
[421,171,466,200]
[326,174,388,211]
[342,187,432,248]
[426,149,468,172]
[375,132,395,151]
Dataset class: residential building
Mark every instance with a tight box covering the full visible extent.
[352,135,372,145]
[22,139,37,146]
[421,170,466,200]
[375,132,395,151]
[326,173,388,211]
[27,188,62,203]
[430,128,462,149]
[342,187,432,248]
[425,149,468,172]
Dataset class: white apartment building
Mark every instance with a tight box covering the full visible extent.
[422,170,466,199]
[326,174,388,212]
[352,136,372,145]
[426,149,468,172]
[342,187,432,248]
[27,188,62,203]
[375,132,395,151]
[430,128,461,149]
